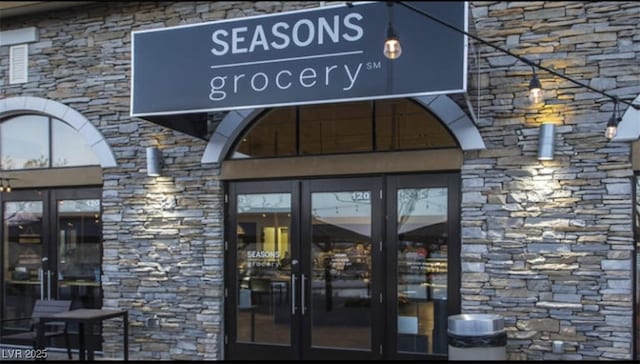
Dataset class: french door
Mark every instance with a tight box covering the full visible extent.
[225,174,459,360]
[1,188,102,345]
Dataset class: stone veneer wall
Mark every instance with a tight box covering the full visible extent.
[464,1,639,360]
[0,1,318,360]
[2,0,639,361]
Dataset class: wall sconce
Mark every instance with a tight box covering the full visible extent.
[146,147,164,176]
[537,123,555,161]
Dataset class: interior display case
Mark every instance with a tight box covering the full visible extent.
[398,244,447,299]
[6,226,43,283]
[397,243,448,355]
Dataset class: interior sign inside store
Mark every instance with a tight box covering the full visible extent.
[131,1,467,116]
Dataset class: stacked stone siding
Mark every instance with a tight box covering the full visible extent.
[1,1,638,361]
[465,1,639,360]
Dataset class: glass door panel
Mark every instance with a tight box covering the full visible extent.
[302,177,382,362]
[310,191,372,350]
[396,187,449,355]
[56,198,102,310]
[236,192,292,345]
[226,175,457,361]
[2,199,44,332]
[1,188,102,350]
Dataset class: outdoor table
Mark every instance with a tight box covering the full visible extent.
[36,308,128,361]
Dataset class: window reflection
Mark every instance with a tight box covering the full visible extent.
[397,188,448,355]
[0,115,49,169]
[57,200,101,281]
[231,99,456,159]
[236,193,292,345]
[0,114,99,170]
[2,201,44,328]
[300,102,372,155]
[57,199,102,309]
[234,108,296,159]
[52,120,100,167]
[376,99,457,150]
[311,191,372,350]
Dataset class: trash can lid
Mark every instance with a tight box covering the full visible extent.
[448,314,504,336]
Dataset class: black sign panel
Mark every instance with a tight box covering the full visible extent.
[131,1,467,116]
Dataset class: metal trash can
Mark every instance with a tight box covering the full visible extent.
[448,314,507,360]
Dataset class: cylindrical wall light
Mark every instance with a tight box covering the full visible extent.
[146,147,163,176]
[537,123,555,161]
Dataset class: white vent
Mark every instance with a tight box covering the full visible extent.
[9,44,28,84]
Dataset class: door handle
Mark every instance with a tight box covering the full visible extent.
[39,268,44,300]
[291,274,297,315]
[301,274,307,316]
[47,270,52,300]
[40,257,48,300]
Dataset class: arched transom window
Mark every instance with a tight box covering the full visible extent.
[232,98,458,159]
[0,114,99,170]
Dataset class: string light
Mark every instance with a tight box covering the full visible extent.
[528,67,543,105]
[383,27,402,60]
[383,2,402,60]
[605,101,622,140]
[0,178,14,193]
[388,1,640,136]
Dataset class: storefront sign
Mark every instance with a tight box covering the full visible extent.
[246,250,280,268]
[131,1,467,116]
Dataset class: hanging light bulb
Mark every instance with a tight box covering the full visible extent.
[384,26,402,59]
[605,115,618,139]
[0,180,4,193]
[383,2,401,60]
[528,69,543,105]
[605,101,621,140]
[5,179,11,193]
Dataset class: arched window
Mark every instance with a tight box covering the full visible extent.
[0,114,99,170]
[231,98,458,159]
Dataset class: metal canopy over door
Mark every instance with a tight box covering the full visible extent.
[225,174,459,360]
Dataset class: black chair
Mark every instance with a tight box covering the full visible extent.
[250,278,272,306]
[0,300,73,359]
